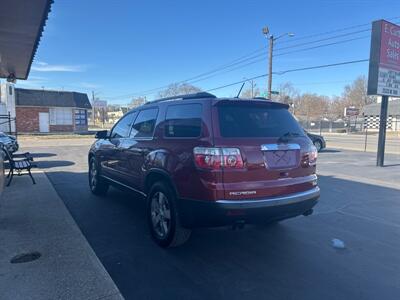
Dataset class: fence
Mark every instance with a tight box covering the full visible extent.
[298,115,400,134]
[0,112,17,136]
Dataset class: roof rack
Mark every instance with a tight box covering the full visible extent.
[145,92,216,105]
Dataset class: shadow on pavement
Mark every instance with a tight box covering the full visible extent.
[44,170,400,300]
[36,160,75,169]
[28,152,57,158]
[319,148,341,153]
[383,163,400,167]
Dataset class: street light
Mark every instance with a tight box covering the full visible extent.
[262,27,295,99]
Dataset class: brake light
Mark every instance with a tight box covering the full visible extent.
[222,148,244,168]
[301,145,318,167]
[193,147,244,170]
[308,146,318,166]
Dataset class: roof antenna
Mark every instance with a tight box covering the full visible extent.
[235,82,245,98]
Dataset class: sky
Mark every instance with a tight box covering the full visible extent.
[10,0,400,104]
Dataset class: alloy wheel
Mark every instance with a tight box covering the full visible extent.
[90,160,97,189]
[150,192,171,238]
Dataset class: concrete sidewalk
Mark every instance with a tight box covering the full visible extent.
[0,172,124,300]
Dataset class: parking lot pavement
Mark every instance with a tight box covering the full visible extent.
[0,172,123,300]
[18,138,400,300]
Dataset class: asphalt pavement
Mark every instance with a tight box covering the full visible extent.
[0,171,123,300]
[18,137,400,300]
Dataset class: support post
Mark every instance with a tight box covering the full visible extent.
[376,95,389,167]
[8,112,12,135]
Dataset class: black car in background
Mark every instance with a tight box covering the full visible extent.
[304,130,326,152]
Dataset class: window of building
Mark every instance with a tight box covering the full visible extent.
[75,109,87,125]
[111,112,137,138]
[49,108,73,125]
[165,104,202,138]
[131,108,158,138]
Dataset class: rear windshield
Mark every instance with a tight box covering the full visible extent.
[218,104,304,138]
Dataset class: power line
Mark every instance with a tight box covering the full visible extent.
[205,59,369,92]
[103,17,395,100]
[206,74,268,92]
[104,47,267,99]
[274,35,370,57]
[275,16,400,45]
[169,36,370,86]
[274,29,370,51]
[105,31,374,100]
[273,59,369,75]
[105,33,369,100]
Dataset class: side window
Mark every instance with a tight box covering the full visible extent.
[131,108,159,138]
[111,112,136,138]
[165,104,202,138]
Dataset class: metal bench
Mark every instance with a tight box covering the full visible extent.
[1,145,36,186]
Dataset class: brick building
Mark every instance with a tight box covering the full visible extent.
[14,88,92,133]
[0,84,91,133]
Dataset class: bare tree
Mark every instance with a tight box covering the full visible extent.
[129,97,146,108]
[274,82,299,105]
[294,93,329,120]
[158,83,201,98]
[342,75,376,110]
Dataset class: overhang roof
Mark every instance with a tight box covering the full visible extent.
[15,88,92,109]
[0,0,53,80]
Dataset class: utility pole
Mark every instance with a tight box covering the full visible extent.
[242,78,257,98]
[262,27,294,99]
[268,35,274,99]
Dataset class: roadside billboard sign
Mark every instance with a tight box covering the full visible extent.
[344,107,359,117]
[367,20,400,96]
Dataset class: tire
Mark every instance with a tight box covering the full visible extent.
[147,181,191,248]
[313,140,322,152]
[89,157,109,196]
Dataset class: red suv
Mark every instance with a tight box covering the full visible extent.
[89,92,320,247]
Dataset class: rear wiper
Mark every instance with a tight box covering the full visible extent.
[277,132,301,143]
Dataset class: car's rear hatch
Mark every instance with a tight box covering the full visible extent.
[212,100,317,200]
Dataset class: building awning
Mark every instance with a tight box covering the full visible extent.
[0,0,53,80]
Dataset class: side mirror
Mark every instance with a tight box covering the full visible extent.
[95,130,109,139]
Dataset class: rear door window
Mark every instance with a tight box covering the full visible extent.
[165,103,202,138]
[218,104,304,138]
[131,108,159,138]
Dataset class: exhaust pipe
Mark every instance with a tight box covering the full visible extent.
[303,209,314,216]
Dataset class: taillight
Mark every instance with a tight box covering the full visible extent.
[301,145,318,167]
[222,148,244,168]
[308,146,318,166]
[193,147,222,169]
[193,147,244,170]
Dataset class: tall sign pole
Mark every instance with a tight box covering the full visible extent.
[367,20,400,167]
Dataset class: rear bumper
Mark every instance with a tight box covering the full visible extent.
[179,187,320,228]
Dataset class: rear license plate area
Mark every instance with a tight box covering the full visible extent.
[261,143,300,170]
